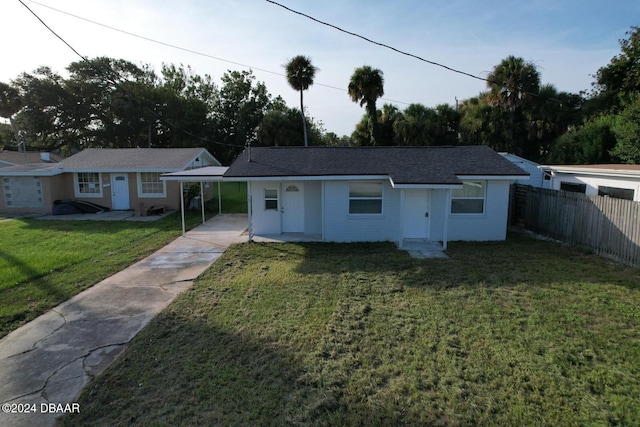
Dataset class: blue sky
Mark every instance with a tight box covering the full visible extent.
[2,0,638,136]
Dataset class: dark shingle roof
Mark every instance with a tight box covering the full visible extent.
[224,146,528,184]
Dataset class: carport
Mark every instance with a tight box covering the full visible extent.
[161,166,228,236]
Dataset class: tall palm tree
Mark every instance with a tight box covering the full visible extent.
[285,55,317,146]
[486,55,540,111]
[348,66,384,145]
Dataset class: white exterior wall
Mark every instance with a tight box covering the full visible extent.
[550,173,640,201]
[304,181,322,235]
[249,181,282,235]
[324,180,401,242]
[501,154,542,187]
[447,180,511,241]
[249,179,512,242]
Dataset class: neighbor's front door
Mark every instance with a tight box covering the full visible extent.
[282,183,304,233]
[402,189,430,239]
[111,174,130,210]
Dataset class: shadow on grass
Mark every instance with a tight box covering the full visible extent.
[251,232,640,292]
[60,310,366,426]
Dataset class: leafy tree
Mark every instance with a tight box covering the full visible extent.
[348,66,384,145]
[433,104,461,145]
[0,81,23,148]
[285,55,317,147]
[378,104,402,145]
[459,96,516,151]
[0,122,14,148]
[592,26,640,112]
[394,103,436,146]
[546,115,618,164]
[611,94,640,163]
[212,70,281,163]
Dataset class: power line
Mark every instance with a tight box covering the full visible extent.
[24,0,412,106]
[265,0,490,84]
[17,0,244,149]
[265,0,569,106]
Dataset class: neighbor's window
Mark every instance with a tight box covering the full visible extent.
[138,172,166,197]
[451,181,485,214]
[598,185,634,200]
[349,181,383,214]
[76,172,101,195]
[264,188,278,210]
[560,182,586,194]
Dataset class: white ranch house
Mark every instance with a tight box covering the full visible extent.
[221,146,528,249]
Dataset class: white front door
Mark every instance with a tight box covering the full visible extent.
[402,189,430,239]
[111,174,130,210]
[282,183,304,232]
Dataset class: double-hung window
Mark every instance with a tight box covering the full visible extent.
[451,181,485,214]
[138,172,166,197]
[264,188,278,210]
[75,172,102,197]
[349,181,383,214]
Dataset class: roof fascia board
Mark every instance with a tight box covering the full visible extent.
[223,175,390,182]
[0,169,63,177]
[456,175,529,180]
[391,183,463,189]
[63,168,182,173]
[541,166,640,179]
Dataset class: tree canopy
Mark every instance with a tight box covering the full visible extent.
[3,26,640,165]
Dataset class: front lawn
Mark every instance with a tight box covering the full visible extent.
[63,234,640,426]
[0,211,211,338]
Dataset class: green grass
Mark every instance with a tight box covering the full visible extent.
[63,234,640,426]
[210,182,248,214]
[0,211,216,338]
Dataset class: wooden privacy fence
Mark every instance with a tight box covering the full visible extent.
[512,184,640,267]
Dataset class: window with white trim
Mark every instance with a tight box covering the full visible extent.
[138,172,166,197]
[76,172,102,196]
[264,188,278,210]
[451,181,485,214]
[349,181,383,214]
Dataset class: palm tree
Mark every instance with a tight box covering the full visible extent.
[486,55,540,111]
[348,66,384,145]
[285,55,317,146]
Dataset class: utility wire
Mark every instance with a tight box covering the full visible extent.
[18,0,241,148]
[265,0,569,106]
[265,0,490,84]
[24,0,412,106]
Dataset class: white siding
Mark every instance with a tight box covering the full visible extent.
[304,181,322,235]
[550,173,640,201]
[447,180,511,241]
[249,181,282,235]
[324,180,401,242]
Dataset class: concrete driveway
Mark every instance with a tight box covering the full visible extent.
[0,214,247,427]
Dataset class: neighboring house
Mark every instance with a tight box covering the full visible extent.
[540,164,640,201]
[500,153,546,188]
[0,150,63,168]
[0,150,65,214]
[223,146,528,247]
[0,147,220,215]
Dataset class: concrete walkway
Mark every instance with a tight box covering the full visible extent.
[0,214,248,427]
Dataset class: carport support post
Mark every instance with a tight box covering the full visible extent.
[180,181,186,236]
[217,181,222,214]
[200,181,205,224]
[247,181,253,241]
